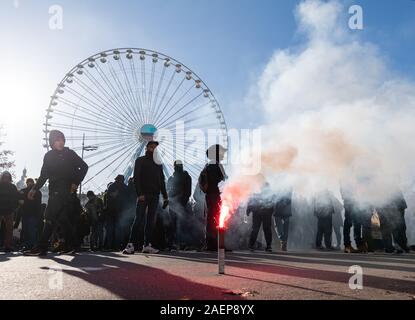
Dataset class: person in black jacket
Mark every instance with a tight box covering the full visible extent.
[85,191,105,251]
[0,171,19,252]
[26,130,88,256]
[123,141,168,255]
[105,175,128,250]
[14,178,42,250]
[274,188,292,252]
[247,183,275,252]
[166,160,192,250]
[313,190,335,250]
[201,144,227,251]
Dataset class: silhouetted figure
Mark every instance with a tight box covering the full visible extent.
[123,141,168,255]
[166,160,192,250]
[14,178,42,250]
[313,190,334,250]
[274,188,292,252]
[85,191,105,251]
[199,144,227,251]
[377,191,410,253]
[105,175,128,250]
[26,130,88,256]
[0,171,19,252]
[247,183,274,252]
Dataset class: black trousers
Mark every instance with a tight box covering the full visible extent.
[128,194,159,247]
[39,192,75,250]
[205,193,221,250]
[250,212,272,248]
[343,210,363,247]
[316,216,332,248]
[275,216,290,242]
[378,210,408,251]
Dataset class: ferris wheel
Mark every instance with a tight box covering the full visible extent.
[44,48,228,193]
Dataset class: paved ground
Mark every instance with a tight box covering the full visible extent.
[1,250,415,300]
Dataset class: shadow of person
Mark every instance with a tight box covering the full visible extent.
[155,251,415,296]
[43,252,243,300]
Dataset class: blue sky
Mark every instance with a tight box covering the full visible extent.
[1,0,415,179]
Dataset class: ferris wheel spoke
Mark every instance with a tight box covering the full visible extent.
[81,69,138,128]
[53,109,131,135]
[84,141,140,185]
[161,107,218,130]
[154,77,186,125]
[106,142,144,179]
[94,63,140,126]
[149,64,166,123]
[57,93,132,132]
[156,91,204,128]
[118,58,144,124]
[147,62,156,117]
[152,71,176,123]
[71,138,133,152]
[158,143,201,180]
[86,140,138,170]
[155,83,196,126]
[107,61,141,125]
[84,140,134,160]
[158,100,212,129]
[140,59,148,122]
[161,138,206,165]
[48,122,130,136]
[129,59,147,124]
[81,68,133,121]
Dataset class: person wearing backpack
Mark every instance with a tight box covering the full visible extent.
[199,144,227,251]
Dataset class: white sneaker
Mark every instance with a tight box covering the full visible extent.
[122,243,135,255]
[142,245,159,254]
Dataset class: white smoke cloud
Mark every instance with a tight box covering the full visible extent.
[245,0,415,207]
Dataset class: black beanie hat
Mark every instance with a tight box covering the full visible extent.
[49,130,66,148]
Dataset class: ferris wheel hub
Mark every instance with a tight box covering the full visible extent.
[138,124,158,142]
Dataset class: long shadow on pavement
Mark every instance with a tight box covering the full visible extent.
[156,251,415,296]
[43,253,244,300]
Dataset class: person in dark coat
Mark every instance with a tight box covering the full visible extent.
[199,144,227,251]
[247,183,275,252]
[313,190,335,250]
[274,188,292,252]
[105,175,128,250]
[123,141,169,254]
[377,191,410,253]
[14,178,42,250]
[68,184,84,251]
[85,191,105,251]
[166,160,192,250]
[26,130,88,256]
[0,171,19,252]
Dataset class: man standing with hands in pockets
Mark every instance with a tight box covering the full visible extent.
[123,141,169,255]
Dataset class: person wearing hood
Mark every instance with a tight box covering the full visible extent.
[247,182,275,253]
[105,174,128,250]
[313,190,335,250]
[123,141,168,255]
[0,171,19,252]
[198,144,227,251]
[166,160,192,250]
[26,130,88,256]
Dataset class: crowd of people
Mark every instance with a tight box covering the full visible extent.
[0,130,414,255]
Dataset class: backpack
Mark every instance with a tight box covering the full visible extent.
[198,165,209,194]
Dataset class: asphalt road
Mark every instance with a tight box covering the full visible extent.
[1,250,415,300]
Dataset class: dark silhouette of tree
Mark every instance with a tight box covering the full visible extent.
[0,126,14,172]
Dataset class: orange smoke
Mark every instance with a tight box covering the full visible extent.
[218,174,265,229]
